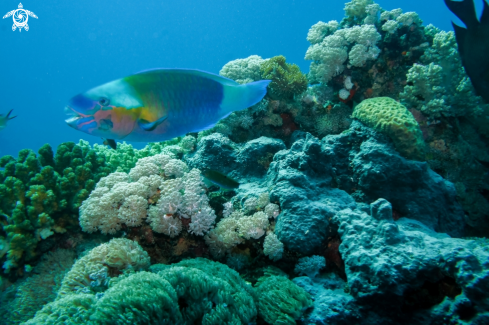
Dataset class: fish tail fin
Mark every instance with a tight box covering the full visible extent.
[6,110,16,120]
[240,80,272,109]
[221,80,271,115]
[445,0,478,30]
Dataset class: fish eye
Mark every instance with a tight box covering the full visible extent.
[99,97,110,106]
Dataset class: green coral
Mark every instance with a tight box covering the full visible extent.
[255,275,313,325]
[92,138,186,173]
[260,55,307,100]
[0,140,110,272]
[352,97,426,160]
[26,253,257,325]
[91,272,182,325]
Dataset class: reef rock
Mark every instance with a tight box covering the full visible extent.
[267,133,356,254]
[333,199,489,323]
[323,121,465,237]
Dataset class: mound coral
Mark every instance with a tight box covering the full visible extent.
[0,140,110,272]
[352,97,425,160]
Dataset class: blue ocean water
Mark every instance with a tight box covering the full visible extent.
[0,0,468,158]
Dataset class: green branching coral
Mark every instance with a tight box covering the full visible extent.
[260,55,307,100]
[0,140,110,272]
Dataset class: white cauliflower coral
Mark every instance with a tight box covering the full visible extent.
[79,154,216,237]
[305,22,381,83]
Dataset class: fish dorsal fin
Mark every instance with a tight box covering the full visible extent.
[445,0,478,30]
[137,115,168,131]
[134,68,240,87]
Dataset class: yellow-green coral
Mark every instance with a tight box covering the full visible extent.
[352,97,425,160]
[260,55,307,100]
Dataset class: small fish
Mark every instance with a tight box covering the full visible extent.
[65,69,271,142]
[0,109,16,130]
[445,0,489,102]
[202,169,240,190]
[103,138,117,150]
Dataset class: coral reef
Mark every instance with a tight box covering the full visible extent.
[3,1,489,324]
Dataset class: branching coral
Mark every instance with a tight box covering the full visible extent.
[0,141,110,272]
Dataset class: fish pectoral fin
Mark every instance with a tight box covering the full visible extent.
[137,115,168,131]
[6,109,16,120]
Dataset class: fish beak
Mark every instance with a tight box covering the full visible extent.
[65,106,81,128]
[65,106,96,130]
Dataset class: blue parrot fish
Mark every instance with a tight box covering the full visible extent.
[65,69,271,142]
[0,110,16,130]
